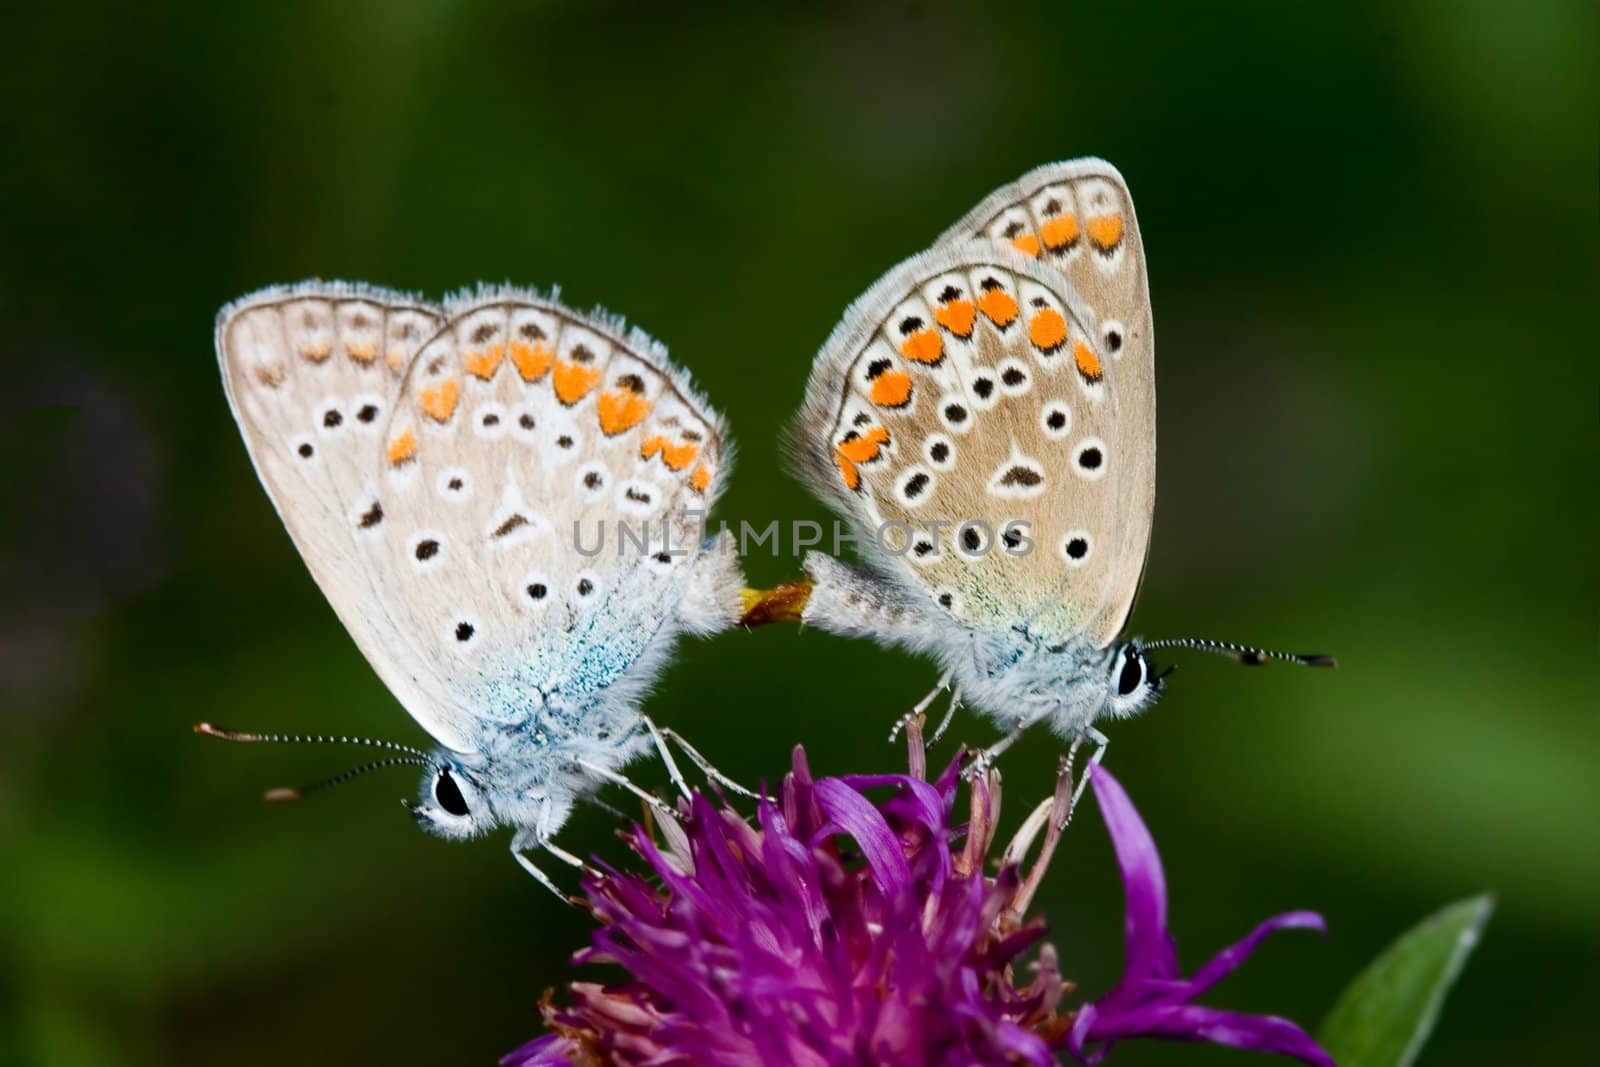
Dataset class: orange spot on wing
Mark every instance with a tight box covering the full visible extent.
[690,464,712,493]
[387,428,417,465]
[1087,213,1124,252]
[978,289,1018,328]
[345,340,378,365]
[597,390,652,435]
[934,299,976,338]
[1010,233,1040,257]
[837,425,889,464]
[1074,340,1103,382]
[870,369,913,408]
[463,344,504,380]
[386,346,409,372]
[1041,214,1080,251]
[1029,308,1068,352]
[640,435,699,471]
[509,340,554,382]
[553,361,602,405]
[662,442,699,470]
[900,328,944,364]
[299,341,332,363]
[419,379,461,422]
[836,453,860,491]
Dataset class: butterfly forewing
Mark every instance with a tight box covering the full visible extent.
[216,285,491,750]
[796,242,1133,642]
[936,158,1155,642]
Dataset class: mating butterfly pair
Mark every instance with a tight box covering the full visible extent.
[206,159,1329,891]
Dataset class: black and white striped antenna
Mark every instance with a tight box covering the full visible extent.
[1140,638,1336,668]
[195,722,432,803]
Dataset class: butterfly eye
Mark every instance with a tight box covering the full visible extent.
[1116,650,1146,697]
[434,768,470,817]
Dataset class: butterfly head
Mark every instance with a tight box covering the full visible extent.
[405,744,582,843]
[1100,642,1167,720]
[405,756,501,840]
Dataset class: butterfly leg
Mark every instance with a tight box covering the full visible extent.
[639,714,693,799]
[964,709,1053,781]
[927,686,964,747]
[575,756,677,820]
[1068,726,1109,816]
[540,836,589,872]
[889,670,955,742]
[509,829,576,902]
[656,723,757,799]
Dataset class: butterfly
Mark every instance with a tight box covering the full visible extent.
[788,158,1332,793]
[205,282,747,893]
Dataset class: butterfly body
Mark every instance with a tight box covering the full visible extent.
[215,281,742,872]
[803,554,1160,743]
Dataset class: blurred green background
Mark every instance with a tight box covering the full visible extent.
[2,2,1594,1064]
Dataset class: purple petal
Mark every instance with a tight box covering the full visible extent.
[839,773,948,832]
[811,777,911,897]
[1089,765,1178,981]
[498,1035,572,1066]
[1073,1002,1334,1067]
[1184,910,1327,999]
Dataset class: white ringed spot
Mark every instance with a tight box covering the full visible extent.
[1060,529,1093,567]
[509,403,541,443]
[955,520,992,560]
[1041,400,1073,439]
[996,357,1032,397]
[924,433,956,471]
[1073,437,1108,480]
[435,467,473,503]
[1101,319,1127,358]
[937,394,974,434]
[894,466,936,507]
[575,461,610,503]
[472,402,508,439]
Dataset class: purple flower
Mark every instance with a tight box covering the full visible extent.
[508,732,1331,1067]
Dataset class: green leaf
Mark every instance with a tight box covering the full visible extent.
[1319,895,1494,1067]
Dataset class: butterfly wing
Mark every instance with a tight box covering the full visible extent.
[792,237,1145,647]
[936,158,1155,638]
[216,284,482,748]
[373,289,735,732]
[219,285,737,755]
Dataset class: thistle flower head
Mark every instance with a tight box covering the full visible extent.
[508,731,1331,1067]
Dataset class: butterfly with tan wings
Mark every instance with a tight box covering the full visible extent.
[789,158,1332,795]
[205,282,747,894]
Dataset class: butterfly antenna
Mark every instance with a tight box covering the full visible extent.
[264,756,429,804]
[194,722,431,760]
[1141,638,1337,668]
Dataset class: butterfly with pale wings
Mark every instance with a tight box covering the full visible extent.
[206,282,747,894]
[790,158,1333,794]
